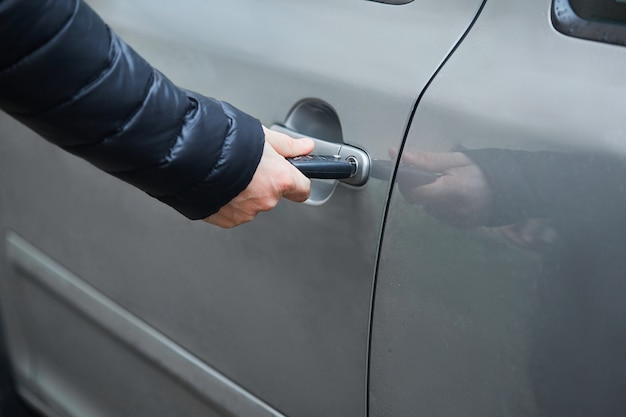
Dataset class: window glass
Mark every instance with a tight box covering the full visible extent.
[570,0,626,25]
[552,0,626,46]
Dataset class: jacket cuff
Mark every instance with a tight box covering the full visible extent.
[157,99,264,220]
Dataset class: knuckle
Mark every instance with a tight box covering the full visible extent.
[276,174,292,191]
[234,211,256,225]
[287,174,301,192]
[259,197,279,212]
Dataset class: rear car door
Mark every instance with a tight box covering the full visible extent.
[371,0,626,415]
[0,1,483,416]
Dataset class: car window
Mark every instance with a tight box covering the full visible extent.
[570,0,626,24]
[552,0,626,46]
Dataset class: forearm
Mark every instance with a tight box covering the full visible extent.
[0,0,264,219]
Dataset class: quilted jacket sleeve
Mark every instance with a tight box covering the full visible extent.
[0,0,264,220]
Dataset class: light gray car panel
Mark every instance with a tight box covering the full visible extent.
[372,0,626,415]
[0,0,484,416]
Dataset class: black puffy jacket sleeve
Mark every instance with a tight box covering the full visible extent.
[0,0,264,220]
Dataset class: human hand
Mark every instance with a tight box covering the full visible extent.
[204,127,314,228]
[391,150,491,228]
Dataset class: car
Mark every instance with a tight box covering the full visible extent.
[1,0,625,415]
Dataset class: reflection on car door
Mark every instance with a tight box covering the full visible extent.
[372,0,626,415]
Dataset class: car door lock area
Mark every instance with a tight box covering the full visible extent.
[275,124,370,187]
[271,99,370,205]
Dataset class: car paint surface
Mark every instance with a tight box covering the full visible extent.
[371,0,626,415]
[0,0,485,416]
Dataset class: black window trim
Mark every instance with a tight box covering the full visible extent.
[552,0,626,47]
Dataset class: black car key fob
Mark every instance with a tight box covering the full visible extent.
[287,155,357,179]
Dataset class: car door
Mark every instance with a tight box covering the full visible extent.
[0,1,484,416]
[371,0,626,415]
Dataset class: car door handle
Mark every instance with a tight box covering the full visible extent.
[271,124,370,187]
[287,155,357,180]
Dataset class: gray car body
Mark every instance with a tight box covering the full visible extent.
[1,0,625,416]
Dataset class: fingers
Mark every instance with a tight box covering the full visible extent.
[399,174,452,204]
[282,170,311,202]
[392,150,492,227]
[263,126,315,158]
[262,127,312,202]
[204,195,273,228]
[265,142,311,203]
[203,191,277,229]
[204,211,245,229]
[204,129,313,228]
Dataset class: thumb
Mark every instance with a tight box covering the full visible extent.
[263,126,315,157]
